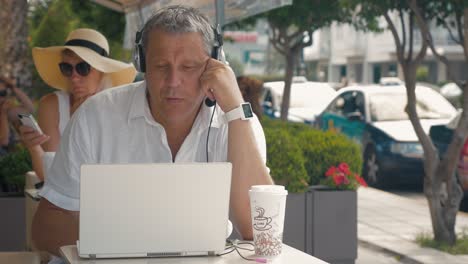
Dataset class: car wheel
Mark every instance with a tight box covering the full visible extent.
[363,146,385,188]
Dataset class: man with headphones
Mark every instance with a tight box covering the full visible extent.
[32,5,273,257]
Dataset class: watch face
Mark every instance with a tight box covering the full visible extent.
[242,103,254,118]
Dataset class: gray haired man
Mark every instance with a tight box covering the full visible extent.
[33,5,273,256]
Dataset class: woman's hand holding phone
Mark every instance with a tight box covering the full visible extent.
[18,114,49,150]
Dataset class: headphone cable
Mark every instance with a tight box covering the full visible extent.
[206,103,217,162]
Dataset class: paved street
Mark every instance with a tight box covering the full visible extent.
[358,187,468,264]
[357,242,409,264]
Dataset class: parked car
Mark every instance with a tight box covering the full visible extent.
[379,77,404,86]
[315,85,457,187]
[261,79,336,124]
[430,114,468,211]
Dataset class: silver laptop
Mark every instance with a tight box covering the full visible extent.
[78,162,232,259]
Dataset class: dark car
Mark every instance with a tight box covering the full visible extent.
[430,119,468,211]
[316,85,457,188]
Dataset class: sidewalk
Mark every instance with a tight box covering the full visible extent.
[357,187,468,264]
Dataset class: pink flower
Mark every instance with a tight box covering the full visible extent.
[343,175,350,185]
[355,174,367,187]
[322,163,367,190]
[325,166,338,177]
[338,162,351,175]
[332,173,346,185]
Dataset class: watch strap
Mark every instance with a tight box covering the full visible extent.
[225,102,253,122]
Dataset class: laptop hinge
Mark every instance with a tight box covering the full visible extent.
[89,254,96,259]
[208,251,216,256]
[147,252,182,257]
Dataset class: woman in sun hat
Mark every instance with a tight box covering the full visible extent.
[19,28,136,181]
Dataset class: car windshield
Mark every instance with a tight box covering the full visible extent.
[289,85,336,110]
[369,87,456,122]
[265,82,336,113]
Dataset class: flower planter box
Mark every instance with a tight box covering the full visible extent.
[283,192,308,251]
[283,186,357,264]
[0,194,25,251]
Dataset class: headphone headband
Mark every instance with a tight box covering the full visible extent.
[134,24,223,73]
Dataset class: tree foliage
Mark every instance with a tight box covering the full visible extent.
[234,0,352,121]
[0,0,32,89]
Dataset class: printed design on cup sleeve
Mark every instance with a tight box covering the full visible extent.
[254,231,283,256]
[253,207,272,231]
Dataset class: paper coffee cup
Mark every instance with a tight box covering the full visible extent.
[249,185,288,256]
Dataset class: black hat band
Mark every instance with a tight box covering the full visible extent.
[64,39,108,57]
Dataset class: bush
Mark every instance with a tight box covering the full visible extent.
[0,148,32,193]
[262,118,362,192]
[264,124,309,193]
[297,129,362,186]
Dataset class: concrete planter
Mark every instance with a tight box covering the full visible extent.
[283,192,308,251]
[0,195,25,251]
[283,186,357,264]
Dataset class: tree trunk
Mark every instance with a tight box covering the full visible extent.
[429,166,463,244]
[402,61,462,245]
[0,0,32,89]
[406,1,468,246]
[280,49,299,121]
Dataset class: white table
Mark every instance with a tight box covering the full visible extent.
[60,244,328,264]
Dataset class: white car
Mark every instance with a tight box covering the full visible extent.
[261,80,336,124]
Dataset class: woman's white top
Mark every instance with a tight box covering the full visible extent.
[42,91,71,175]
[54,90,70,135]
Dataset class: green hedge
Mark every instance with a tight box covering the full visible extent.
[0,148,32,193]
[262,118,362,193]
[297,129,362,186]
[264,126,308,193]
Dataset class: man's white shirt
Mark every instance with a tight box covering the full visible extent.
[40,81,267,211]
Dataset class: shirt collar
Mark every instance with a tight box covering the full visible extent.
[127,81,225,129]
[127,81,147,122]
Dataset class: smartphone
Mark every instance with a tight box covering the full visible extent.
[18,113,43,134]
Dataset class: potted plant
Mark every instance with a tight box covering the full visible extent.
[308,162,367,264]
[0,147,31,195]
[262,118,363,264]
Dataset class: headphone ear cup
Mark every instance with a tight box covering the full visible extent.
[211,46,219,60]
[138,44,146,73]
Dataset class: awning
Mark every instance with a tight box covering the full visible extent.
[92,0,291,49]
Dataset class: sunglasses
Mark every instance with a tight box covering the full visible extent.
[59,62,91,77]
[0,90,7,97]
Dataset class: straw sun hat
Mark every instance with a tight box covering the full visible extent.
[32,28,136,91]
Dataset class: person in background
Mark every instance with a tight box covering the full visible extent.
[32,5,273,257]
[237,76,263,120]
[0,76,34,156]
[19,28,136,181]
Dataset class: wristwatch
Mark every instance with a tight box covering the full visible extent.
[225,102,254,122]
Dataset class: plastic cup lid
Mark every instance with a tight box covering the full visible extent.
[249,185,288,195]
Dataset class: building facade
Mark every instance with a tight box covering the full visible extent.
[304,13,467,85]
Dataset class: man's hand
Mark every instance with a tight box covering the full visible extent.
[200,59,244,113]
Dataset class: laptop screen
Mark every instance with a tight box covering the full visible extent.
[78,162,232,258]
